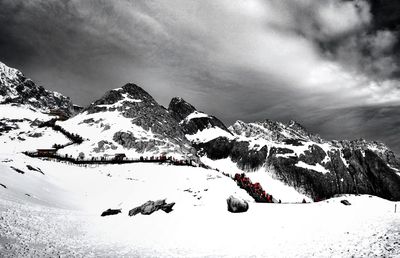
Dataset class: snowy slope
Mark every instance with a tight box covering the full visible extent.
[0,104,70,154]
[201,156,312,203]
[0,64,399,256]
[0,152,399,257]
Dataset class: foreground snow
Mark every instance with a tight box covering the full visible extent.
[0,154,399,257]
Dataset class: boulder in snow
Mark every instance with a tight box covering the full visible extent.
[340,200,351,206]
[101,208,122,217]
[227,195,249,213]
[129,199,176,216]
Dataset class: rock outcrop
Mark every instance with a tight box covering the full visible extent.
[101,208,122,217]
[168,97,233,144]
[169,97,232,136]
[128,199,175,216]
[227,195,249,213]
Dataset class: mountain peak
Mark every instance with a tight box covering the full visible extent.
[168,97,196,121]
[120,83,153,98]
[0,61,23,86]
[0,60,74,115]
[61,83,198,160]
[87,83,157,112]
[168,96,232,142]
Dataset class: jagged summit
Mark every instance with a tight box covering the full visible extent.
[168,96,233,143]
[0,60,74,115]
[86,83,156,113]
[229,119,322,143]
[58,83,197,160]
[0,61,23,87]
[168,97,197,121]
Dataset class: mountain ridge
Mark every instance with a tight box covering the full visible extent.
[1,60,399,201]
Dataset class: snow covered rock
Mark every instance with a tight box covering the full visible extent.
[227,195,249,213]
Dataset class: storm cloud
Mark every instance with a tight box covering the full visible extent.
[0,0,399,152]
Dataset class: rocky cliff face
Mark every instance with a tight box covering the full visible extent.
[196,119,400,201]
[0,61,74,115]
[168,97,233,143]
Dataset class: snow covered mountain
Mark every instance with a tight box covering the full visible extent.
[0,59,399,202]
[0,61,75,154]
[57,84,197,160]
[0,61,74,115]
[0,61,399,257]
[168,97,233,143]
[198,118,400,201]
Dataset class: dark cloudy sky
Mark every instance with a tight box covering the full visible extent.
[1,0,399,153]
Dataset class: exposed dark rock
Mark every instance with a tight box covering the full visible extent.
[283,139,304,146]
[28,132,43,138]
[81,118,95,124]
[195,137,233,160]
[26,165,44,175]
[113,132,137,149]
[196,137,268,171]
[93,140,118,153]
[10,166,25,174]
[299,144,326,165]
[269,147,294,157]
[0,183,6,189]
[168,97,232,136]
[128,199,175,216]
[168,97,196,121]
[72,105,84,114]
[101,208,122,217]
[341,200,351,205]
[161,202,175,213]
[227,195,249,213]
